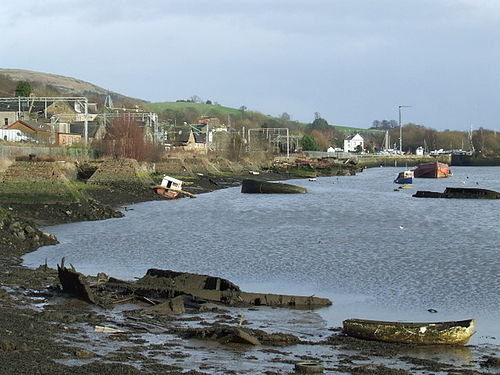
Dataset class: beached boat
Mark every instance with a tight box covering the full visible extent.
[394,170,413,184]
[413,162,451,178]
[413,187,500,199]
[342,318,475,345]
[152,176,196,199]
[241,179,307,194]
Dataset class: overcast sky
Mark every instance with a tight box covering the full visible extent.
[1,0,499,130]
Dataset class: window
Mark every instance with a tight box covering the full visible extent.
[4,118,8,126]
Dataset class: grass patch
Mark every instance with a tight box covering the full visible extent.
[0,181,103,204]
[0,206,9,220]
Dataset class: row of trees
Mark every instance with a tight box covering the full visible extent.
[371,119,398,130]
[361,123,499,156]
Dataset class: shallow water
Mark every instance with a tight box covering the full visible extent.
[24,166,500,345]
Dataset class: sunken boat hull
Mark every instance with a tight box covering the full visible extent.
[413,187,500,199]
[241,179,307,194]
[413,162,451,178]
[342,318,475,345]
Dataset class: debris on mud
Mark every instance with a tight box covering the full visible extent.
[175,324,301,346]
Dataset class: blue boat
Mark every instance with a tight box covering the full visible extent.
[394,170,414,184]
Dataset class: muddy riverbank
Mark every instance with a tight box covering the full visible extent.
[1,163,498,374]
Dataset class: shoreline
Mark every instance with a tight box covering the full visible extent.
[1,166,499,374]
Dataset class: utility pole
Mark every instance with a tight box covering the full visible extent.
[205,122,209,154]
[398,105,411,154]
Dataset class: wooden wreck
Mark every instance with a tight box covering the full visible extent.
[57,265,331,308]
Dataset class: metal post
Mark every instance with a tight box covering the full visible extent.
[399,106,402,154]
[398,105,411,154]
[153,113,158,144]
[205,122,209,154]
[84,98,88,147]
[286,128,290,158]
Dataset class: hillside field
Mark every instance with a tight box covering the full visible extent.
[145,101,244,117]
[145,101,379,134]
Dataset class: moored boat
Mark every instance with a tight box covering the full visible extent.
[342,318,475,345]
[413,162,451,178]
[394,170,413,184]
[241,179,307,194]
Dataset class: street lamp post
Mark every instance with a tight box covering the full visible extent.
[398,105,411,154]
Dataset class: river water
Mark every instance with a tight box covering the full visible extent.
[24,166,500,345]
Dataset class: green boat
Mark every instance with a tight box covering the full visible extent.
[241,179,307,194]
[343,318,475,345]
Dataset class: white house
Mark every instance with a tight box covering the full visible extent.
[344,133,364,152]
[416,146,424,156]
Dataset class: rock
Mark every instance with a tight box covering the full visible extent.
[43,232,57,241]
[24,225,36,234]
[8,222,21,231]
[0,339,16,352]
[481,356,500,368]
[228,328,261,345]
[15,231,26,241]
[294,361,324,373]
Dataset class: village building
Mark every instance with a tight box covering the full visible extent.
[343,133,364,152]
[1,111,17,127]
[5,120,51,143]
[70,121,106,142]
[168,127,206,152]
[56,132,82,146]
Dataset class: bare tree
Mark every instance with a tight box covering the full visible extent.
[95,117,163,161]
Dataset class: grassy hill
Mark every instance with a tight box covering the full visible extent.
[0,68,145,105]
[146,101,379,133]
[0,68,378,134]
[145,101,245,117]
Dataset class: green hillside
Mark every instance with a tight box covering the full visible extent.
[145,101,245,117]
[146,101,380,133]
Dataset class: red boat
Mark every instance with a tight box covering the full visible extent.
[413,162,452,178]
